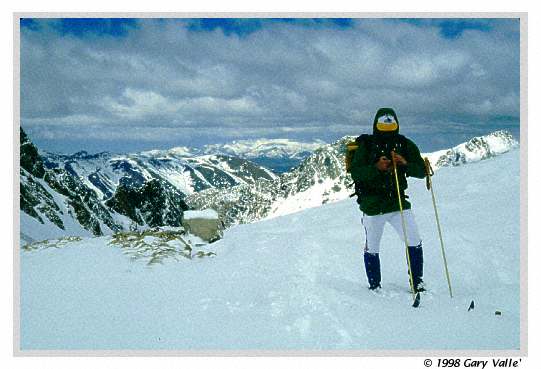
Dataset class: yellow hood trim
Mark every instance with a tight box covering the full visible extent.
[376,122,398,132]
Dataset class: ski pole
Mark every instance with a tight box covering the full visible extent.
[392,152,416,300]
[424,158,453,298]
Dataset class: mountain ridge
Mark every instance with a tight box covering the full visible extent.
[21,129,518,243]
[42,138,328,174]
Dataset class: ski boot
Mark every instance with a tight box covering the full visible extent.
[407,245,425,293]
[364,252,381,290]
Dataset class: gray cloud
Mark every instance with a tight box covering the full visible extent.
[20,18,520,152]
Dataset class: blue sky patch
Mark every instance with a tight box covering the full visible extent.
[21,17,496,39]
[186,18,354,36]
[437,19,492,38]
[20,18,41,31]
[187,18,263,36]
[398,18,494,38]
[21,18,138,38]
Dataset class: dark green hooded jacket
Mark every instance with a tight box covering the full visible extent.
[349,108,426,215]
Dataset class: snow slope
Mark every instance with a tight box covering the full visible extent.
[20,149,520,351]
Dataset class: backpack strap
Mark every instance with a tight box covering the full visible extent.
[355,134,372,147]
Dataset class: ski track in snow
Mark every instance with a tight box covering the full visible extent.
[20,150,520,351]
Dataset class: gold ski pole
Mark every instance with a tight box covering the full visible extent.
[392,152,416,300]
[424,158,453,298]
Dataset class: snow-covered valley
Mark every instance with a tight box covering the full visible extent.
[20,148,521,351]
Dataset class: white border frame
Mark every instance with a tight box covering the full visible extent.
[13,12,528,357]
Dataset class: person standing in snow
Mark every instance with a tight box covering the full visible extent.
[349,108,427,292]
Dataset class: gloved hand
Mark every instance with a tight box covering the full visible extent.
[375,156,391,172]
[391,151,408,166]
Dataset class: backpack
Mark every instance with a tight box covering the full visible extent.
[345,134,371,173]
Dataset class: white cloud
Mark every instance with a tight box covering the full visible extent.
[20,18,520,151]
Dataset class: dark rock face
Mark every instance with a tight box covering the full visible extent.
[20,129,124,236]
[20,172,64,229]
[20,128,45,178]
[43,168,122,235]
[20,128,65,229]
[106,180,188,228]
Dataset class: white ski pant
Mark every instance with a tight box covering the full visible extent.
[362,209,422,254]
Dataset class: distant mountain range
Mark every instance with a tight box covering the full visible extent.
[20,128,518,243]
[115,138,326,173]
[42,149,277,199]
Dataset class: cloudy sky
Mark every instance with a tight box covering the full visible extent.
[20,17,520,154]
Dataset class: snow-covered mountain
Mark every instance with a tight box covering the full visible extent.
[424,130,518,168]
[42,149,277,200]
[20,129,126,244]
[187,130,518,225]
[186,136,350,225]
[21,129,517,242]
[134,138,325,160]
[202,138,327,173]
[20,148,520,350]
[21,129,277,243]
[202,137,325,158]
[113,138,326,173]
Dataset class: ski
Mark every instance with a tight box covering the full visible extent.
[412,292,421,308]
